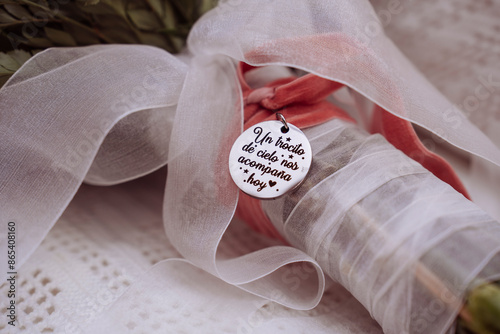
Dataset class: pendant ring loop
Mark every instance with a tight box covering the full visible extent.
[276,112,289,133]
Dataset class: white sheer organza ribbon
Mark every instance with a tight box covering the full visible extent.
[1,0,500,333]
[263,119,500,334]
[0,45,187,269]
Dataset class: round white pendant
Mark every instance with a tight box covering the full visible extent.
[229,120,312,199]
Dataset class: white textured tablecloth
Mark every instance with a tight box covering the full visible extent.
[0,169,381,333]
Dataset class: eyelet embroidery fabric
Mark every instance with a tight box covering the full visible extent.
[1,170,382,333]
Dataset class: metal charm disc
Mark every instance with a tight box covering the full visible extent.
[229,120,312,199]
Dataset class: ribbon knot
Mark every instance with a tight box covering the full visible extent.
[239,63,354,130]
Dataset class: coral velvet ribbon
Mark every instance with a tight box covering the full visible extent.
[235,63,470,240]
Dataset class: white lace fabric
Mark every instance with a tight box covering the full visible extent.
[0,170,381,333]
[1,0,500,333]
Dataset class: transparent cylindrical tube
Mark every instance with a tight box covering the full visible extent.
[262,119,500,334]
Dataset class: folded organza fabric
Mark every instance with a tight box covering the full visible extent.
[1,0,500,333]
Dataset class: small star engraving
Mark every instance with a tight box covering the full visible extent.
[286,137,291,142]
[243,169,249,174]
[289,154,294,159]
